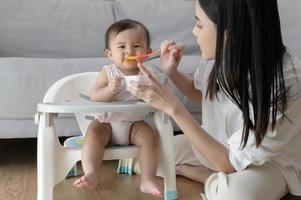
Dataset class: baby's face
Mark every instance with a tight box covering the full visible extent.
[106,27,151,74]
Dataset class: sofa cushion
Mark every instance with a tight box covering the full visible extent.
[0,55,201,116]
[0,55,201,136]
[0,0,115,58]
[0,57,110,117]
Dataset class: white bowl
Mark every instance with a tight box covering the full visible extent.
[124,73,166,89]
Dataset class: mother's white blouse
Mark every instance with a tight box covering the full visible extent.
[193,52,301,195]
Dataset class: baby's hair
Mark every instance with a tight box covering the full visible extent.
[105,19,150,50]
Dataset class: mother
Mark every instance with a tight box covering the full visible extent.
[129,0,301,199]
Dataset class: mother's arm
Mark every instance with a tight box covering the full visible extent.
[160,40,202,103]
[170,101,235,173]
[168,70,202,103]
[128,63,236,173]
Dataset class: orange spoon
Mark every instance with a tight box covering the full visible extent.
[126,49,161,60]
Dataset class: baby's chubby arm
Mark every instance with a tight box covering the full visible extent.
[90,69,122,102]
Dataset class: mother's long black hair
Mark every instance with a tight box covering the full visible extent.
[199,0,287,148]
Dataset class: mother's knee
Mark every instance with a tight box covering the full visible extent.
[204,172,260,200]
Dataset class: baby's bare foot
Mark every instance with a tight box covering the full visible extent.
[73,173,98,188]
[140,177,163,199]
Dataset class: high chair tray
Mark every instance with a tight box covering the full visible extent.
[37,101,155,114]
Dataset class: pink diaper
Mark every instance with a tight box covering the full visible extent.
[110,121,134,145]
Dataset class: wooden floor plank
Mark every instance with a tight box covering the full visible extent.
[0,139,300,200]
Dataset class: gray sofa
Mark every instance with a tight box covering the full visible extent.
[0,0,201,138]
[0,0,300,138]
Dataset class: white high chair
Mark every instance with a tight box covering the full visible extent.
[35,72,177,200]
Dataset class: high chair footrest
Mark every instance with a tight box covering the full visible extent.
[64,136,83,178]
[117,158,134,175]
[64,136,135,176]
[164,191,178,200]
[64,135,84,148]
[66,165,79,178]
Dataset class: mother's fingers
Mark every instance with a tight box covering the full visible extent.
[168,43,185,58]
[161,40,177,53]
[168,43,185,51]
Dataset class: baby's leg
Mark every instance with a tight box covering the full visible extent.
[130,121,162,198]
[73,120,112,188]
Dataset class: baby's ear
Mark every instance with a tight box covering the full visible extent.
[105,49,113,61]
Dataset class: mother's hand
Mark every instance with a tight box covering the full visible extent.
[127,63,181,115]
[160,40,185,75]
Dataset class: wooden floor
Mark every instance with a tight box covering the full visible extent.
[0,139,300,200]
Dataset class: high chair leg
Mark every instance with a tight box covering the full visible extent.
[37,113,81,200]
[56,147,81,183]
[37,113,58,200]
[153,112,178,200]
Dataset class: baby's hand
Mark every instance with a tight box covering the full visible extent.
[108,76,123,95]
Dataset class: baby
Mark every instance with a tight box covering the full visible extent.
[73,19,162,198]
